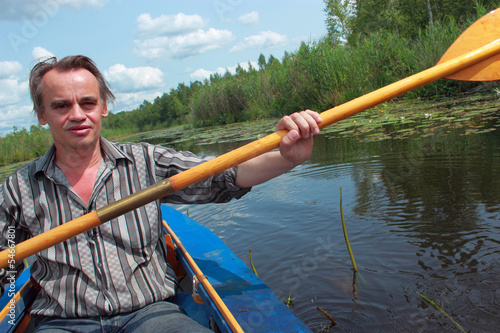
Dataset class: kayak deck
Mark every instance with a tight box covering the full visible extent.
[161,205,311,332]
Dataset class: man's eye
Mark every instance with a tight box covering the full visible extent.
[82,101,97,108]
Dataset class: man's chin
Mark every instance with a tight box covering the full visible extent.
[68,137,100,154]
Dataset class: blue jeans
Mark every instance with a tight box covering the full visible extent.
[33,301,213,333]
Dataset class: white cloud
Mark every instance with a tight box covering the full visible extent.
[0,61,23,78]
[110,91,162,113]
[190,61,258,81]
[135,28,235,61]
[104,64,164,92]
[238,11,259,26]
[0,59,31,135]
[0,77,28,107]
[0,104,36,136]
[136,13,207,37]
[190,68,215,81]
[0,0,107,21]
[134,12,234,61]
[229,31,288,53]
[32,46,55,62]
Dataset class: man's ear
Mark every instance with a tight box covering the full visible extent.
[37,111,47,125]
[102,102,108,118]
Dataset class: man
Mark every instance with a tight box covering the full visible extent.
[0,56,322,332]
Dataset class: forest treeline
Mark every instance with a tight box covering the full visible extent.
[1,0,498,166]
[325,0,499,44]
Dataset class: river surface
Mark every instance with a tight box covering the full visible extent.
[165,125,500,332]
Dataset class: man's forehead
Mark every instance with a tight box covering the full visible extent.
[41,68,100,94]
[44,67,96,81]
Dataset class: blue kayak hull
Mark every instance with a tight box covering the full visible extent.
[161,205,311,332]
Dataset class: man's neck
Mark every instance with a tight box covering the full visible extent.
[53,140,103,206]
[54,141,103,173]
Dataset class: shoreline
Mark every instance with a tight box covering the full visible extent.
[1,93,498,183]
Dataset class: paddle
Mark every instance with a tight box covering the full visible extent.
[1,8,499,269]
[438,7,500,81]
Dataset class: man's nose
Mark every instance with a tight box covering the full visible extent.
[68,104,86,120]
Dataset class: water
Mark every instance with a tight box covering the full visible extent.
[168,126,500,332]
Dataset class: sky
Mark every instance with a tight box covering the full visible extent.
[0,0,328,136]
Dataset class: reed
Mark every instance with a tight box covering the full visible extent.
[317,307,337,326]
[416,292,466,332]
[188,13,480,127]
[101,127,140,139]
[340,187,357,271]
[249,249,258,277]
[0,125,52,166]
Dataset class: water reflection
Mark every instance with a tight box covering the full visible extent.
[166,127,500,332]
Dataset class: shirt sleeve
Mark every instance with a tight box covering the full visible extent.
[152,145,251,204]
[0,176,30,282]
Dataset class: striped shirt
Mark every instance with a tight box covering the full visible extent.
[0,138,250,318]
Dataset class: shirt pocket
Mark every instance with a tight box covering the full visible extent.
[104,203,159,262]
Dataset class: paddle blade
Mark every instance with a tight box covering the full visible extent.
[438,8,500,81]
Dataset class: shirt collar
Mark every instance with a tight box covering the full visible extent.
[34,137,132,180]
[100,137,132,167]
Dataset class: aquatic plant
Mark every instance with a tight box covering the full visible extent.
[416,292,466,332]
[317,307,337,326]
[283,291,296,308]
[340,187,357,271]
[249,249,258,277]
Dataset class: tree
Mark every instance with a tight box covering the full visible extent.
[326,0,500,43]
[267,54,280,67]
[168,96,187,123]
[235,63,246,76]
[258,53,266,71]
[247,61,257,74]
[324,0,356,44]
[425,0,434,27]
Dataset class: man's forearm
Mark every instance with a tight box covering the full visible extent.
[235,151,295,188]
[235,110,321,188]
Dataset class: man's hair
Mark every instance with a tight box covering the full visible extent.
[29,55,115,116]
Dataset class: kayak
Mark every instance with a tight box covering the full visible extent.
[0,204,311,332]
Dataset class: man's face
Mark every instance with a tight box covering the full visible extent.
[38,68,108,156]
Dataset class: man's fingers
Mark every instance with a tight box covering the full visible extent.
[289,110,321,138]
[276,110,322,139]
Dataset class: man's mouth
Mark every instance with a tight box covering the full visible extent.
[67,125,92,135]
